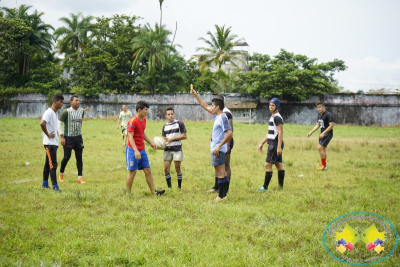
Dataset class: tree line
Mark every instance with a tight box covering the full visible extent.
[0,4,347,100]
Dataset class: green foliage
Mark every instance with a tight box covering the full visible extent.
[0,119,399,265]
[25,61,69,93]
[196,25,245,71]
[235,50,347,100]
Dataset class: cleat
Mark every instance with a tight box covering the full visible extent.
[206,187,217,193]
[77,177,86,184]
[59,173,64,182]
[213,195,224,202]
[155,189,165,196]
[316,166,328,171]
[255,186,266,192]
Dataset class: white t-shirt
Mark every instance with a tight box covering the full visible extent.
[42,108,59,146]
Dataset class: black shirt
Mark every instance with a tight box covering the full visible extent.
[317,111,333,134]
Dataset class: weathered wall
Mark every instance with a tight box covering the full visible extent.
[1,93,399,125]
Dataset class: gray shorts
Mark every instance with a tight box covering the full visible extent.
[163,150,183,161]
[211,152,226,167]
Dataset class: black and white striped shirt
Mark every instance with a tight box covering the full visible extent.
[267,113,283,144]
[162,120,187,151]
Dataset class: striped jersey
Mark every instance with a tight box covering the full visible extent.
[59,107,85,137]
[162,120,187,151]
[267,112,283,144]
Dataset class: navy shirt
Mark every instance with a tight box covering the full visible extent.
[317,111,333,134]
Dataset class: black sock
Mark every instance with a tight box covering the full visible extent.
[165,173,171,188]
[177,174,182,188]
[218,178,225,198]
[225,177,230,194]
[214,176,219,190]
[264,172,273,189]
[278,170,285,188]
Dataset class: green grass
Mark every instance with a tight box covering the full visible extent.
[0,118,399,266]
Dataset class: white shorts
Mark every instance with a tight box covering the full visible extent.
[163,150,183,162]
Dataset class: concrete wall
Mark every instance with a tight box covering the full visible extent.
[1,93,399,125]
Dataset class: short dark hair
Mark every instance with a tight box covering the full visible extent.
[212,97,224,110]
[165,106,174,114]
[52,94,64,103]
[316,102,324,106]
[70,95,79,102]
[136,100,149,112]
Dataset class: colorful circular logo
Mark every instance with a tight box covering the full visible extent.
[322,212,398,265]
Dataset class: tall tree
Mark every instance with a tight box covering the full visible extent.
[53,12,96,59]
[196,25,245,71]
[131,23,178,93]
[1,4,54,76]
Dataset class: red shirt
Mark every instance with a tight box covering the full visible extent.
[127,115,146,151]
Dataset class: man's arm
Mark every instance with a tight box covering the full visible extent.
[258,135,269,151]
[276,124,283,156]
[40,120,55,138]
[117,116,121,129]
[320,122,334,138]
[143,132,157,149]
[127,131,141,160]
[58,121,65,146]
[213,129,233,157]
[166,132,187,143]
[307,123,320,137]
[190,89,212,113]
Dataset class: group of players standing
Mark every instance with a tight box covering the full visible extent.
[40,90,334,200]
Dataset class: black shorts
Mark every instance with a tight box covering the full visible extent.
[266,141,284,164]
[64,135,84,150]
[226,138,234,155]
[319,132,333,147]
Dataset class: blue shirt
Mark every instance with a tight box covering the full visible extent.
[211,113,231,153]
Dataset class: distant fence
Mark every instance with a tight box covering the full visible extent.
[1,93,399,125]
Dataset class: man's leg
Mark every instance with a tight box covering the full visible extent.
[48,146,59,190]
[143,168,155,194]
[225,153,231,193]
[317,144,327,170]
[126,170,137,194]
[75,149,85,183]
[263,162,273,190]
[275,162,285,188]
[174,161,182,189]
[214,164,227,199]
[59,147,72,175]
[43,147,50,188]
[164,160,172,188]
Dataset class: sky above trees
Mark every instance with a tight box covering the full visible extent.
[2,0,400,92]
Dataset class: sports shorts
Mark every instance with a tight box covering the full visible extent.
[211,152,226,167]
[64,135,84,150]
[126,147,150,171]
[163,150,183,161]
[266,141,284,164]
[121,126,127,136]
[319,132,333,147]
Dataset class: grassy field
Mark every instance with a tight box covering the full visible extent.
[0,117,399,266]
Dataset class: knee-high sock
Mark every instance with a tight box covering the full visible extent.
[165,173,171,188]
[218,178,225,198]
[278,170,285,188]
[264,172,273,189]
[177,174,182,188]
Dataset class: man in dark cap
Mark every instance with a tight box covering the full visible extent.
[256,97,285,191]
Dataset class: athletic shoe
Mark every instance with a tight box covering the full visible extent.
[276,186,284,191]
[155,189,165,196]
[59,173,64,182]
[255,186,266,192]
[206,187,217,193]
[77,177,86,184]
[315,166,328,171]
[213,195,224,202]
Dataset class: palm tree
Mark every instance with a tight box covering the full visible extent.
[1,4,54,75]
[196,25,245,71]
[53,12,96,59]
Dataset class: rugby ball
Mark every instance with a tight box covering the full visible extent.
[153,136,166,150]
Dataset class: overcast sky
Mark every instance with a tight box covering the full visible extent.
[2,0,400,92]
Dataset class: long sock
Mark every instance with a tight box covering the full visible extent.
[177,174,182,188]
[214,176,219,190]
[263,172,273,189]
[218,178,225,198]
[42,181,49,188]
[225,177,230,194]
[165,173,171,188]
[321,155,327,167]
[278,170,285,188]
